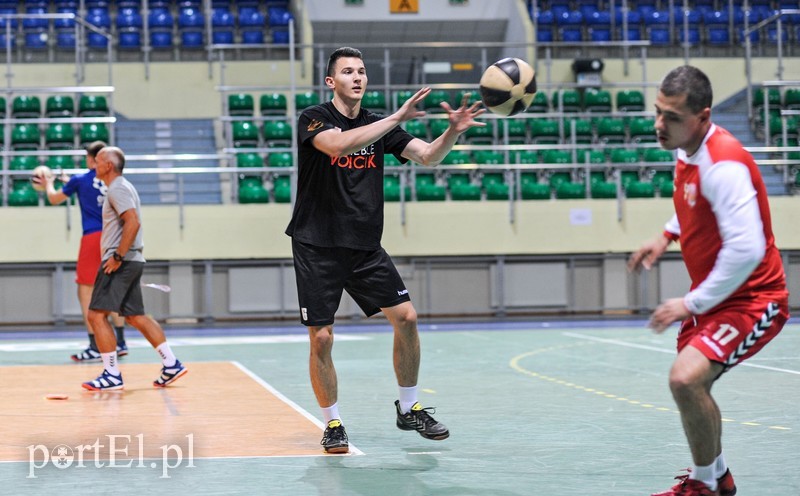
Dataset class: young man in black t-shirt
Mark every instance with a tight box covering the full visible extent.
[286,46,485,453]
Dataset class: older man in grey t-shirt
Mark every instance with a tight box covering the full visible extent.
[82,146,187,391]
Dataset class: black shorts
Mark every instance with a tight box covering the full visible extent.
[89,261,146,317]
[291,239,411,326]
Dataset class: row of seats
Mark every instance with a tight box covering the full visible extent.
[227,92,320,116]
[530,5,800,45]
[0,4,293,51]
[230,120,290,148]
[0,95,110,118]
[751,87,800,143]
[0,1,291,7]
[1,123,111,150]
[6,154,84,207]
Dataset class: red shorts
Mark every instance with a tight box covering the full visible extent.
[76,231,103,285]
[678,294,789,370]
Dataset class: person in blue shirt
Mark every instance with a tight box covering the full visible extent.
[37,141,127,362]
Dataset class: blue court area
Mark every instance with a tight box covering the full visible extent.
[1,318,798,496]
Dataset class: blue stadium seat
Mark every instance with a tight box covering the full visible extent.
[587,10,612,43]
[148,7,174,49]
[178,7,205,48]
[556,10,584,42]
[23,7,49,51]
[676,8,701,47]
[268,6,293,28]
[239,7,266,44]
[615,10,642,41]
[54,7,76,30]
[533,9,554,43]
[86,7,111,49]
[212,8,235,44]
[645,10,672,46]
[117,7,143,49]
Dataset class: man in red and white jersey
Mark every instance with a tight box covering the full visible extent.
[629,65,789,496]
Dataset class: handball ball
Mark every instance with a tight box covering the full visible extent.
[31,165,52,192]
[479,57,537,117]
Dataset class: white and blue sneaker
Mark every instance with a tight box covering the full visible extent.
[82,369,124,391]
[71,346,102,363]
[117,342,129,357]
[153,360,188,388]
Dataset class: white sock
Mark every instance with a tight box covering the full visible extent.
[690,462,718,491]
[398,385,419,413]
[321,403,340,424]
[155,342,177,367]
[713,452,728,479]
[102,352,120,376]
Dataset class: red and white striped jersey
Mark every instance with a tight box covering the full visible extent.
[663,124,787,314]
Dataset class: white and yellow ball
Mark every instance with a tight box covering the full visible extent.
[479,58,537,117]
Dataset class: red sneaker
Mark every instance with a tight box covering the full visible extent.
[717,469,737,496]
[652,472,720,496]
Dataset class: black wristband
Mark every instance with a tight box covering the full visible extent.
[113,252,123,262]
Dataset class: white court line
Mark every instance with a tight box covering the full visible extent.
[231,361,364,456]
[562,331,800,376]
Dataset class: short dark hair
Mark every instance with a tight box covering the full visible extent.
[659,65,713,114]
[85,140,107,158]
[326,46,363,77]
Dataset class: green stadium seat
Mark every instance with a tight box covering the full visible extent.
[586,169,607,185]
[575,149,606,164]
[768,115,799,145]
[752,88,781,115]
[456,90,481,107]
[514,150,538,164]
[541,149,571,165]
[268,152,293,168]
[521,182,551,200]
[441,150,471,165]
[481,172,505,188]
[384,175,410,202]
[45,95,75,117]
[429,118,449,138]
[46,155,75,170]
[394,90,414,111]
[485,182,512,200]
[0,96,5,118]
[564,118,593,144]
[295,92,320,111]
[239,182,270,203]
[362,91,387,113]
[423,90,451,112]
[650,170,674,188]
[231,121,259,148]
[263,120,292,147]
[417,183,446,201]
[785,88,800,110]
[629,118,657,143]
[45,123,75,150]
[446,172,472,189]
[503,118,527,144]
[237,152,263,177]
[11,123,41,150]
[228,93,254,116]
[591,181,617,199]
[404,120,428,140]
[450,182,482,201]
[616,90,645,112]
[548,171,572,190]
[10,155,39,171]
[464,119,494,144]
[659,181,674,197]
[384,153,402,167]
[79,123,109,146]
[415,172,436,188]
[12,96,41,118]
[597,118,626,144]
[273,176,292,203]
[473,150,504,165]
[8,184,39,206]
[78,95,109,116]
[552,89,581,112]
[625,181,655,198]
[260,93,287,115]
[528,91,549,113]
[555,181,586,199]
[643,148,674,163]
[529,119,560,144]
[583,89,612,113]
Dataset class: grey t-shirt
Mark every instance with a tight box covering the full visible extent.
[101,176,145,262]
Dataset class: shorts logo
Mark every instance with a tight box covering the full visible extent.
[397,289,408,296]
[307,119,324,132]
[301,307,308,321]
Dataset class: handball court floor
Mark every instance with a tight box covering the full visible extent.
[0,318,798,496]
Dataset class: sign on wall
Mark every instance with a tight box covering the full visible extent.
[390,0,419,14]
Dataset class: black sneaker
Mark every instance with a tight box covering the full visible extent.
[321,419,349,454]
[395,400,450,440]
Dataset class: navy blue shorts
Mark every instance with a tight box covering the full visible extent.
[291,239,411,326]
[89,261,146,317]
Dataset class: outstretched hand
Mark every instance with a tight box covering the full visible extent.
[628,234,671,272]
[395,87,430,123]
[440,92,486,134]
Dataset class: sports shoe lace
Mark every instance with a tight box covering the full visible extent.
[410,406,439,428]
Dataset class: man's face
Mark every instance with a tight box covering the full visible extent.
[94,151,111,181]
[86,154,97,170]
[326,56,367,102]
[654,91,709,155]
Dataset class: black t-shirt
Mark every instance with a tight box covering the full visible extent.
[285,101,414,250]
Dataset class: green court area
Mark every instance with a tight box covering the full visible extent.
[1,321,798,495]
